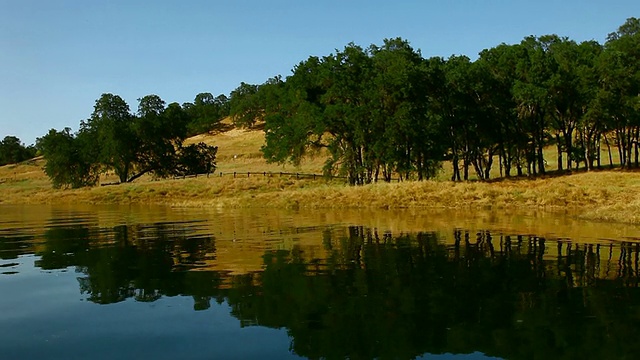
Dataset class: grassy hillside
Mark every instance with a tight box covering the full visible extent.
[184,119,327,175]
[1,124,640,225]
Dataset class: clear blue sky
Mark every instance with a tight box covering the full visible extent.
[1,0,639,145]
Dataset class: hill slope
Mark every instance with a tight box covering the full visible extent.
[185,124,326,175]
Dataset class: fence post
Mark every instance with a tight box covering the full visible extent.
[247,172,250,178]
[234,172,236,178]
[296,173,299,179]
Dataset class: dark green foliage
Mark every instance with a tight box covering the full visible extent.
[262,39,445,184]
[600,17,640,169]
[229,82,263,128]
[82,93,139,183]
[38,93,218,188]
[0,136,36,166]
[259,18,640,182]
[475,44,522,177]
[175,143,218,176]
[184,93,230,136]
[37,128,100,188]
[132,98,190,181]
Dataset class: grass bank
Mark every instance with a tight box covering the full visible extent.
[2,160,640,224]
[2,125,639,225]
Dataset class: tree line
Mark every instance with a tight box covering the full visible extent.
[227,18,640,184]
[37,94,221,188]
[0,136,36,166]
[1,90,236,187]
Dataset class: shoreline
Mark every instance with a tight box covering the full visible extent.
[2,168,639,225]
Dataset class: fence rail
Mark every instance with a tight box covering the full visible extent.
[170,171,354,181]
[98,171,402,186]
[195,171,401,182]
[220,171,403,182]
[99,171,347,186]
[215,171,344,180]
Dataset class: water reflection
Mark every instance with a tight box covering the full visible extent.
[2,214,640,359]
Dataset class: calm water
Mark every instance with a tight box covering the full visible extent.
[2,205,640,359]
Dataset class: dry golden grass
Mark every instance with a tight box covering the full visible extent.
[186,119,327,175]
[2,125,640,225]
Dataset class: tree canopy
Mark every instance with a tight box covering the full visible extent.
[38,93,218,188]
[183,92,230,136]
[0,136,36,166]
[235,18,640,183]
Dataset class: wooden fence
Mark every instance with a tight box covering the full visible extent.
[99,171,402,186]
[214,171,342,180]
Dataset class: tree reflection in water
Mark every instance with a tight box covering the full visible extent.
[24,224,640,359]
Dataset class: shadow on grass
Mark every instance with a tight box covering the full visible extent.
[484,162,637,184]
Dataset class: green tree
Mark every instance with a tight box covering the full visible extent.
[0,136,36,166]
[37,128,100,188]
[261,62,326,168]
[513,36,555,175]
[39,93,218,188]
[175,142,218,176]
[601,17,640,168]
[439,55,489,180]
[319,43,374,184]
[131,96,190,181]
[573,40,604,169]
[185,92,230,136]
[476,44,523,177]
[540,37,602,171]
[82,93,139,183]
[229,82,262,128]
[263,39,444,185]
[368,38,444,181]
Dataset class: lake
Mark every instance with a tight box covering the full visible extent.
[1,204,640,359]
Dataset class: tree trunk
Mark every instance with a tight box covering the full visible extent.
[617,130,625,167]
[635,127,639,168]
[604,134,613,168]
[117,163,129,183]
[556,133,563,171]
[472,155,484,180]
[463,156,469,181]
[563,128,574,171]
[451,154,460,181]
[625,128,633,169]
[517,162,523,177]
[417,152,423,181]
[127,168,152,183]
[537,141,545,175]
[596,135,602,169]
[484,153,493,180]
